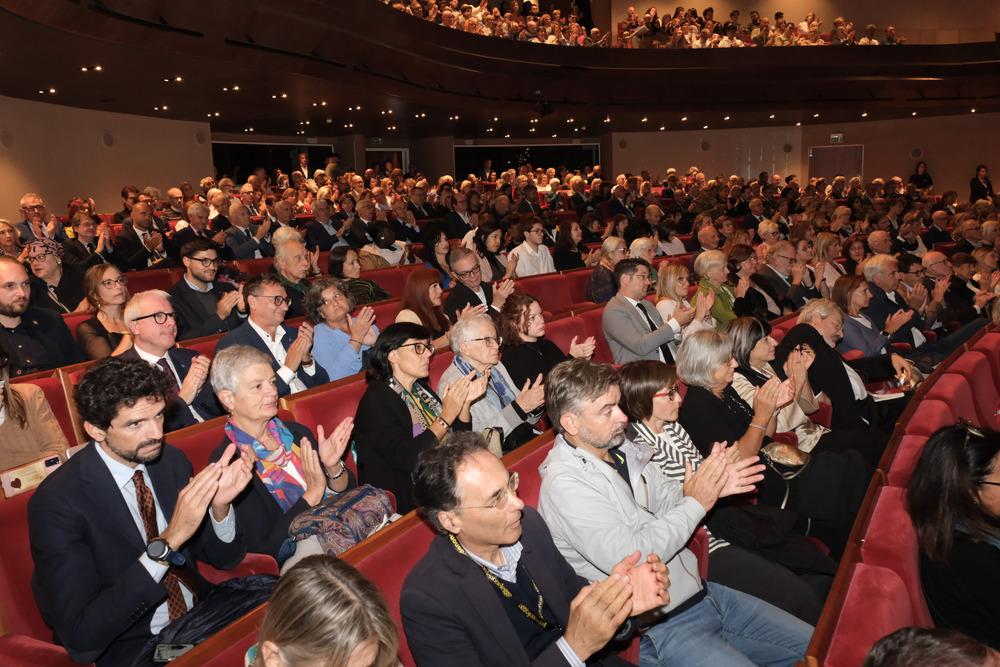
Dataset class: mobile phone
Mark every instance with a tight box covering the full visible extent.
[153,643,195,663]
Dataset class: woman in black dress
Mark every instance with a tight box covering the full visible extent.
[551,219,599,272]
[76,264,131,360]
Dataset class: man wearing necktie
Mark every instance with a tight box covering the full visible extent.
[63,212,115,269]
[27,357,254,666]
[603,258,695,364]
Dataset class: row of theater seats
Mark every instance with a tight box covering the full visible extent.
[799,327,1000,667]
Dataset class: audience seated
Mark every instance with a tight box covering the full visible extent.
[654,261,716,357]
[226,202,275,260]
[62,211,116,269]
[273,240,313,319]
[27,357,260,666]
[208,345,356,565]
[25,238,87,314]
[304,276,378,381]
[0,339,69,470]
[396,266,457,348]
[328,246,391,305]
[586,236,627,303]
[442,246,513,323]
[76,263,132,360]
[507,216,556,277]
[863,626,997,667]
[352,322,480,514]
[216,273,329,397]
[472,220,516,281]
[15,193,69,245]
[168,237,246,340]
[115,202,172,271]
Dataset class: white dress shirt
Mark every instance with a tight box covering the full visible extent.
[247,318,315,394]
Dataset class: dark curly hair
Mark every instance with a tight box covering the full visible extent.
[304,276,355,325]
[75,357,173,431]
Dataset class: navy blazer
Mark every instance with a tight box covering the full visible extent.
[166,278,245,341]
[862,282,926,346]
[28,443,246,666]
[304,218,344,252]
[215,322,329,397]
[225,226,275,260]
[442,281,494,323]
[118,346,224,431]
[445,211,474,240]
[401,506,633,667]
[608,197,635,220]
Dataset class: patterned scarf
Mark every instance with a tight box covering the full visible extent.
[453,355,516,411]
[388,377,442,436]
[225,417,308,512]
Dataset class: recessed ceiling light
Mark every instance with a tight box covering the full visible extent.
[214,112,220,117]
[272,95,277,99]
[703,125,709,129]
[38,90,44,94]
[94,65,102,71]
[174,76,182,82]
[912,111,917,116]
[505,134,510,138]
[232,85,239,90]
[552,134,557,137]
[48,88,56,93]
[641,117,648,122]
[861,112,868,117]
[681,116,687,121]
[162,105,168,110]
[81,67,88,72]
[813,113,820,118]
[769,114,775,119]
[796,122,801,126]
[249,127,253,131]
[154,106,159,110]
[281,93,287,98]
[660,126,665,131]
[724,116,730,121]
[493,116,498,121]
[163,78,169,82]
[421,113,425,117]
[356,106,361,110]
[971,108,976,113]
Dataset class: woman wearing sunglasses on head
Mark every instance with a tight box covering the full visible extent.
[352,322,487,514]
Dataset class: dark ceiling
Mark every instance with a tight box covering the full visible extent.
[1,0,999,142]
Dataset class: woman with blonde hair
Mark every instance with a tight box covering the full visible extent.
[829,206,854,238]
[655,262,715,356]
[813,232,847,288]
[250,555,399,667]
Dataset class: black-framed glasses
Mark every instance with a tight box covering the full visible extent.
[100,276,128,289]
[26,252,52,264]
[455,472,520,511]
[907,269,926,276]
[469,335,502,347]
[251,294,292,307]
[21,205,44,212]
[133,311,176,324]
[398,341,434,355]
[454,265,481,279]
[187,256,222,267]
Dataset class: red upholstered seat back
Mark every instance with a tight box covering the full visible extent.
[164,418,228,473]
[562,268,595,304]
[886,436,926,488]
[859,487,933,626]
[947,352,1000,427]
[359,268,406,299]
[769,312,799,343]
[516,274,578,316]
[541,316,588,360]
[576,307,614,364]
[971,333,1000,380]
[0,491,49,640]
[902,398,954,437]
[122,268,175,294]
[922,374,978,424]
[22,377,77,446]
[280,377,366,477]
[427,350,455,391]
[825,564,917,667]
[507,439,555,507]
[176,334,223,360]
[62,312,92,343]
[235,258,272,276]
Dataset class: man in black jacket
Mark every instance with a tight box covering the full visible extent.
[167,237,245,340]
[442,247,514,323]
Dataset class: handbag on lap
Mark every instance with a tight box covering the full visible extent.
[288,485,394,556]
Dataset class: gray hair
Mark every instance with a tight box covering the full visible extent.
[449,246,477,269]
[449,312,495,356]
[601,236,626,258]
[676,329,733,389]
[19,192,43,208]
[275,239,305,262]
[629,237,655,257]
[304,276,355,325]
[757,220,778,238]
[211,345,274,396]
[123,289,171,324]
[863,253,898,281]
[693,249,726,276]
[188,202,209,218]
[797,298,841,324]
[273,227,302,247]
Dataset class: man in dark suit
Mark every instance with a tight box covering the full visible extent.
[344,200,377,248]
[168,237,246,340]
[121,290,223,431]
[171,203,231,261]
[607,185,635,221]
[273,240,311,319]
[442,247,514,323]
[225,203,275,261]
[407,187,434,220]
[27,357,253,666]
[923,210,952,248]
[742,197,772,237]
[0,255,83,376]
[114,202,171,271]
[63,213,116,269]
[923,251,994,326]
[515,184,542,215]
[401,432,669,667]
[389,198,422,244]
[303,198,347,252]
[751,240,819,313]
[445,191,477,240]
[215,273,328,397]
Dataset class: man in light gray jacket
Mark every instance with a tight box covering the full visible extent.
[538,359,813,667]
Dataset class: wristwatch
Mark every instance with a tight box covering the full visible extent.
[146,538,187,566]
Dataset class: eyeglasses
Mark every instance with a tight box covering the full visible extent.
[398,341,435,355]
[187,256,222,267]
[251,294,292,307]
[907,269,926,276]
[26,253,52,264]
[21,205,44,212]
[454,265,481,279]
[455,472,520,511]
[100,276,128,289]
[132,311,176,324]
[469,336,502,347]
[653,387,679,400]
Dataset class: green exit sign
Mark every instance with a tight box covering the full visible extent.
[830,133,844,144]
[372,137,384,145]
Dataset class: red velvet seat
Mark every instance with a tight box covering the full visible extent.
[61,312,92,343]
[561,267,595,304]
[886,435,927,488]
[21,376,79,447]
[122,268,175,294]
[175,333,223,359]
[970,333,1000,381]
[234,258,273,276]
[769,312,799,343]
[164,417,229,473]
[541,316,588,359]
[576,306,614,364]
[516,273,587,316]
[902,398,954,437]
[279,377,366,477]
[922,375,978,425]
[427,350,455,390]
[858,487,933,626]
[355,298,402,332]
[359,267,406,299]
[824,564,918,667]
[945,352,1000,427]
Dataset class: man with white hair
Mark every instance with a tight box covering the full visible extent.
[171,202,229,260]
[16,193,69,245]
[922,250,994,327]
[867,230,893,256]
[119,290,221,432]
[273,240,312,319]
[225,202,274,260]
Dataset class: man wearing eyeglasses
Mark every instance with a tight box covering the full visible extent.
[0,255,82,376]
[752,240,820,315]
[15,193,69,245]
[923,251,994,327]
[119,290,222,432]
[403,431,672,667]
[167,238,246,340]
[215,273,328,396]
[443,247,515,324]
[508,217,556,278]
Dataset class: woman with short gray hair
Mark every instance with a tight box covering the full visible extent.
[586,236,628,303]
[438,313,544,452]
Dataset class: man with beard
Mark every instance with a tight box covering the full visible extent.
[27,357,255,665]
[0,255,81,376]
[167,237,246,340]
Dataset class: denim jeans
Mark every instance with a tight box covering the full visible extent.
[638,582,813,667]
